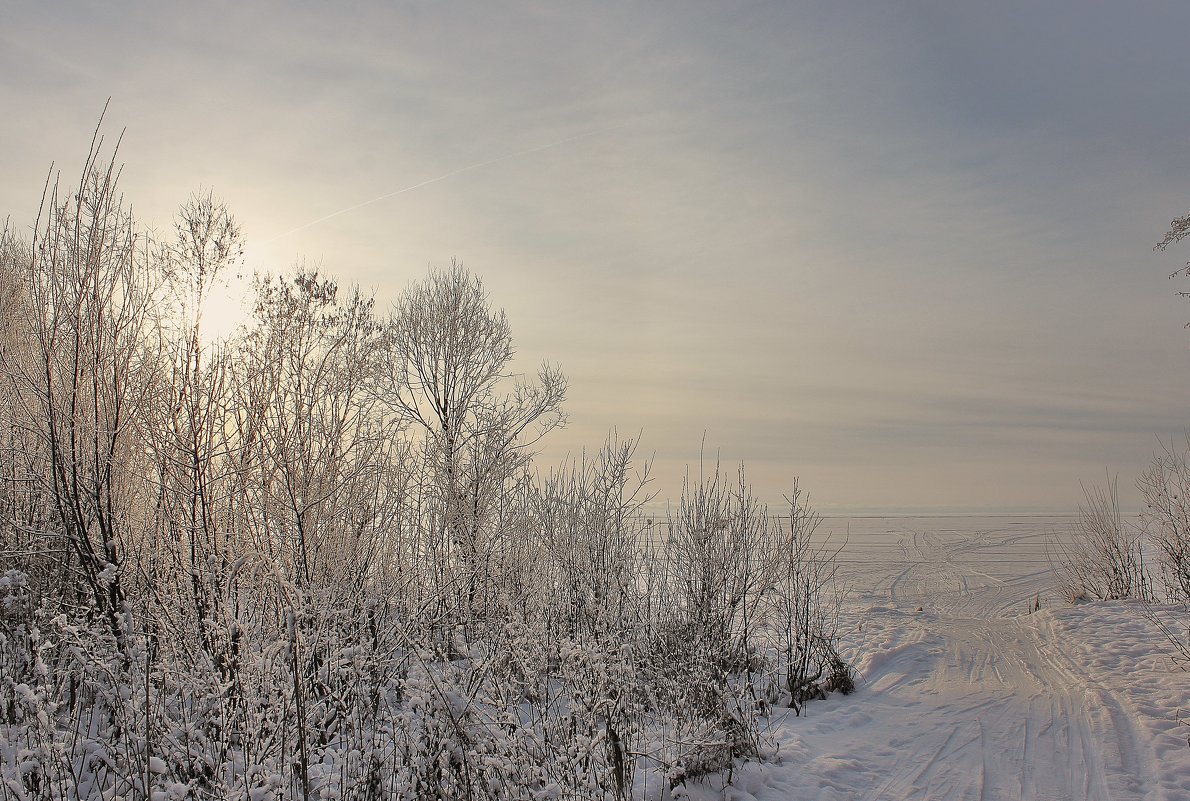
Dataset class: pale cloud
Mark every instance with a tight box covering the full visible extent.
[3,1,1190,513]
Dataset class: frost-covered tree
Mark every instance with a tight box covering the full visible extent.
[387,262,566,618]
[1156,211,1190,310]
[1149,218,1190,600]
[0,126,852,801]
[233,268,401,588]
[15,134,166,654]
[1139,438,1190,602]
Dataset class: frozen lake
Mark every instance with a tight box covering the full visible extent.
[820,514,1078,617]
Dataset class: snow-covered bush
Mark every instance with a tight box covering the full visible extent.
[1053,477,1151,602]
[1138,437,1190,602]
[764,481,852,713]
[0,130,852,801]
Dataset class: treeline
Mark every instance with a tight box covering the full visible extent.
[0,134,850,800]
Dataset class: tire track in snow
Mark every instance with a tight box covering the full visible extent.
[751,519,1161,800]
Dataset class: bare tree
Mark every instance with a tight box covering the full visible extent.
[1138,436,1190,602]
[2,128,864,801]
[233,268,395,589]
[134,192,248,744]
[0,221,27,359]
[0,222,56,612]
[662,461,779,663]
[13,128,166,653]
[1053,477,1150,602]
[388,262,566,616]
[769,480,850,713]
[1156,212,1190,311]
[167,188,242,334]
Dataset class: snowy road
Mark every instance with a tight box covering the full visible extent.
[696,517,1190,801]
[819,612,1153,800]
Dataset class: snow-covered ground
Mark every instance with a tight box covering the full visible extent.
[691,516,1190,801]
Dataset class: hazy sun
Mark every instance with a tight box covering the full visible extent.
[195,250,256,346]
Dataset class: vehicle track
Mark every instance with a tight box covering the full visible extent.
[761,519,1159,800]
[808,613,1155,800]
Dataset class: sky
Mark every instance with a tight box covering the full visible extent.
[3,1,1190,515]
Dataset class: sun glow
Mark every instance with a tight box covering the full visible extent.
[195,261,254,347]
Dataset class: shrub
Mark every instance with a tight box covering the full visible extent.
[1053,477,1151,602]
[0,125,853,801]
[1138,437,1190,602]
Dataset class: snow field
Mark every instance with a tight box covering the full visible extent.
[687,517,1190,801]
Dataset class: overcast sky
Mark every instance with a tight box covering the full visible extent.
[4,1,1190,514]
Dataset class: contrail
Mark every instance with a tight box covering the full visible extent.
[263,124,621,244]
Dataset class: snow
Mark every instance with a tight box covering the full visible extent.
[685,515,1190,801]
[3,515,1186,799]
